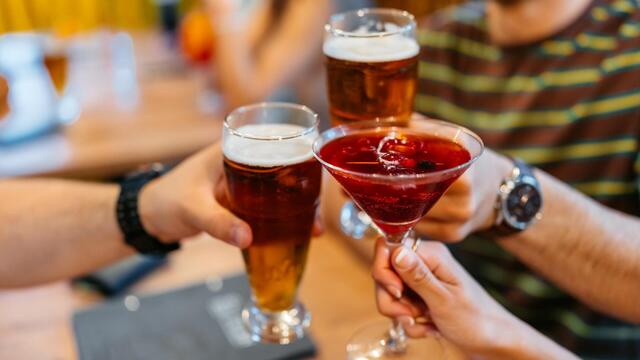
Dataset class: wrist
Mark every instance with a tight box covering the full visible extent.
[138,178,165,241]
[477,151,513,231]
[475,314,539,360]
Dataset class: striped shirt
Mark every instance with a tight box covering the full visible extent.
[416,0,640,358]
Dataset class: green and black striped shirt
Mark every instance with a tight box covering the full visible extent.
[416,0,640,358]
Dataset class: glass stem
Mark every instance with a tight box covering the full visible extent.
[385,318,408,354]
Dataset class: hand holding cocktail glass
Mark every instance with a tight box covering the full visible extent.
[372,237,533,359]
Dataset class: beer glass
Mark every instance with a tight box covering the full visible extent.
[324,8,419,240]
[222,102,322,344]
[0,75,8,119]
[324,8,419,127]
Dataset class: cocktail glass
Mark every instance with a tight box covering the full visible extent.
[313,119,483,359]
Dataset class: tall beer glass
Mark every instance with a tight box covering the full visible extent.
[324,8,419,126]
[222,102,321,344]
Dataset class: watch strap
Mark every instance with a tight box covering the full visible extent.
[116,165,180,255]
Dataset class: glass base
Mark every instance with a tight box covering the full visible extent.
[340,200,380,240]
[242,301,310,345]
[346,320,447,360]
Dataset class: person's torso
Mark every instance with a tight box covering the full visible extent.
[416,1,640,358]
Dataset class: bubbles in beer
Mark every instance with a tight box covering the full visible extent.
[323,35,419,63]
[223,124,317,167]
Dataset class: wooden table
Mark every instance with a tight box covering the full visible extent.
[0,32,221,180]
[0,227,464,360]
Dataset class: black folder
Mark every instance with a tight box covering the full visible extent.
[73,274,317,360]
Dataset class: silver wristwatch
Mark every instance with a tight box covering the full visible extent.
[493,158,543,234]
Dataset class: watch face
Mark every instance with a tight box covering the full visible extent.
[506,183,542,224]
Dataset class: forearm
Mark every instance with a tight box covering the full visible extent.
[489,314,578,360]
[496,170,640,322]
[212,32,264,108]
[0,179,132,287]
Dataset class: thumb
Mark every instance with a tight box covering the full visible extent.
[188,195,252,248]
[392,247,448,305]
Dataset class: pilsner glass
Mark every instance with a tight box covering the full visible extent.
[324,8,419,127]
[222,102,321,344]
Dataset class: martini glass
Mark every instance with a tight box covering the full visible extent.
[313,119,483,359]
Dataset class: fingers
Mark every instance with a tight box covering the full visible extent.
[187,194,252,248]
[414,241,461,286]
[371,237,404,298]
[397,316,438,339]
[214,176,231,209]
[375,285,417,319]
[311,211,324,237]
[392,247,449,305]
[414,219,471,243]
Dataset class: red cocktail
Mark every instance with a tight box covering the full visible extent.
[313,119,483,359]
[319,131,470,237]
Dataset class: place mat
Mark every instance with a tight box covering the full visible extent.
[73,274,316,360]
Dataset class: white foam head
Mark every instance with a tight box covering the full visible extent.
[223,124,317,167]
[323,35,419,63]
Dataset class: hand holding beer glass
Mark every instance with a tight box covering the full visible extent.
[324,8,420,239]
[222,103,321,344]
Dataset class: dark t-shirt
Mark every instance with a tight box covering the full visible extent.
[416,0,640,358]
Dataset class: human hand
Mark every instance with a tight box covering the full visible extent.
[414,148,512,242]
[372,238,525,357]
[138,144,252,248]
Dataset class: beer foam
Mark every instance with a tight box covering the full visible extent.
[223,124,317,167]
[323,35,419,63]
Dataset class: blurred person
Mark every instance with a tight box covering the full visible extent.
[0,145,253,288]
[367,0,640,358]
[374,238,579,359]
[204,0,368,114]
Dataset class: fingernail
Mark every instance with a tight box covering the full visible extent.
[387,286,402,299]
[394,247,415,269]
[231,225,249,247]
[399,315,415,327]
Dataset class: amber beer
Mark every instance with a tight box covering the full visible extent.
[223,123,321,312]
[43,52,69,94]
[324,9,419,126]
[0,75,8,118]
[224,156,321,311]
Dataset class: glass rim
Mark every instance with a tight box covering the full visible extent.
[325,8,416,39]
[223,102,319,141]
[312,118,485,181]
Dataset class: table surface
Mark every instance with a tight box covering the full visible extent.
[0,33,221,180]
[0,228,464,360]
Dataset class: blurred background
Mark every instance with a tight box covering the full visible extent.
[0,0,462,179]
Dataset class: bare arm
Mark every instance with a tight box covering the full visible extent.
[0,145,251,288]
[498,169,640,323]
[417,149,640,323]
[0,180,129,286]
[207,0,331,109]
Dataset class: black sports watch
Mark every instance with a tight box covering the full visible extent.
[492,158,543,235]
[116,164,180,255]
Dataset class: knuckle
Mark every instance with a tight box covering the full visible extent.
[429,242,449,257]
[371,268,384,282]
[456,203,474,221]
[441,224,464,242]
[412,264,429,283]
